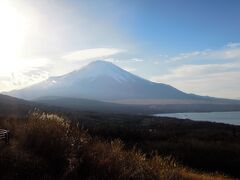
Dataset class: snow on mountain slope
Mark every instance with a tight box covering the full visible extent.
[5,60,237,105]
[72,60,144,83]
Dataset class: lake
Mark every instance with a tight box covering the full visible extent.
[154,111,240,126]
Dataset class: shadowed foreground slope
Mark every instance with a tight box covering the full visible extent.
[0,112,229,180]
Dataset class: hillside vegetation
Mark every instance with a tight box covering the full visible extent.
[77,113,240,178]
[0,112,230,180]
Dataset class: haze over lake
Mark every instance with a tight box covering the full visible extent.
[155,111,240,126]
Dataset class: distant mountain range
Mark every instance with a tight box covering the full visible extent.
[5,60,240,106]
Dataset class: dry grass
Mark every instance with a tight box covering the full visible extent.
[0,112,232,179]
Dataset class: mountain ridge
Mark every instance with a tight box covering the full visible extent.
[4,60,240,105]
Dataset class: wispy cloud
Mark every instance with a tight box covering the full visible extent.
[0,70,49,91]
[11,70,49,89]
[62,48,123,61]
[167,51,203,62]
[0,57,50,92]
[0,57,50,76]
[166,43,240,63]
[131,58,143,62]
[226,42,240,48]
[151,63,240,98]
[151,43,240,98]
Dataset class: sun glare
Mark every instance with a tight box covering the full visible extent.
[0,1,28,74]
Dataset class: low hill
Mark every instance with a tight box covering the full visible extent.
[34,96,147,114]
[36,96,240,114]
[0,94,35,116]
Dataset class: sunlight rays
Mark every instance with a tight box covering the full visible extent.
[0,0,29,73]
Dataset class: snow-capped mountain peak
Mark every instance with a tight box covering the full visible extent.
[5,60,192,101]
[61,60,145,83]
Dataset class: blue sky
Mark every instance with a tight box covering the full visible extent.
[0,0,240,98]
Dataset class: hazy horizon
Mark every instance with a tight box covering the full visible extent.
[0,0,240,99]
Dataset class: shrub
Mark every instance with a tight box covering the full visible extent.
[71,138,181,179]
[20,111,71,176]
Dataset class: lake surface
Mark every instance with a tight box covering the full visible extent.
[154,111,240,126]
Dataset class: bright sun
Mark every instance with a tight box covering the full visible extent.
[0,0,28,73]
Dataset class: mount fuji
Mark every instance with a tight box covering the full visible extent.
[5,60,240,105]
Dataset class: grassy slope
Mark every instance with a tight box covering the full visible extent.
[77,113,240,178]
[0,112,230,180]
